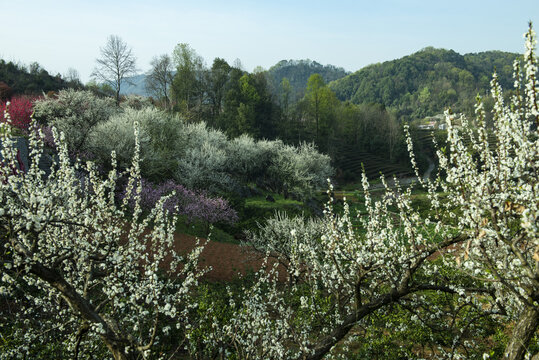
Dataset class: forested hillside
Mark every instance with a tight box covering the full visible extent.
[265,59,349,102]
[1,46,522,183]
[329,48,519,120]
[0,59,69,96]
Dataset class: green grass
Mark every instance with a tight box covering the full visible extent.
[174,216,238,243]
[245,194,303,208]
[173,192,311,244]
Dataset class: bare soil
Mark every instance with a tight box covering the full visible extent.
[171,233,269,282]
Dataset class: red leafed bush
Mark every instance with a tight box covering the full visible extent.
[0,96,35,131]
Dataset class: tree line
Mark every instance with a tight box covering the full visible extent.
[1,36,522,183]
[142,42,406,182]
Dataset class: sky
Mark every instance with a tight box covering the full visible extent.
[2,0,538,83]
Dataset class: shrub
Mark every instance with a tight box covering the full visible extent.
[120,94,153,110]
[32,89,117,151]
[245,211,326,267]
[176,122,235,193]
[122,178,238,226]
[0,96,35,131]
[224,135,277,182]
[89,107,184,181]
[267,141,333,199]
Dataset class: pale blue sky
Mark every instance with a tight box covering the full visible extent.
[2,0,537,82]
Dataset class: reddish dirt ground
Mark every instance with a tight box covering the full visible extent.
[171,233,271,282]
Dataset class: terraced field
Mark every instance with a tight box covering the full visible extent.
[334,143,413,180]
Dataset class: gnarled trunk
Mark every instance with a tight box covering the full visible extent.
[504,305,539,360]
[103,338,139,360]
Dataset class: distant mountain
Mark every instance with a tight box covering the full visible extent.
[265,59,350,102]
[119,74,149,96]
[329,48,519,120]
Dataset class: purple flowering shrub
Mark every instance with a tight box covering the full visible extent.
[122,178,238,226]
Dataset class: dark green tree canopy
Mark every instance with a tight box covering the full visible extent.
[329,48,519,120]
[0,59,68,95]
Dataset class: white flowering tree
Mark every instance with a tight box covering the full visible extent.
[433,23,538,359]
[224,24,538,359]
[0,110,204,359]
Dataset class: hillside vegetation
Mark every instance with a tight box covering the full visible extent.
[0,44,523,184]
[0,59,70,97]
[329,48,519,120]
[265,59,349,102]
[1,23,538,360]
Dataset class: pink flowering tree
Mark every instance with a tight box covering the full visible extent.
[0,112,205,359]
[0,96,35,131]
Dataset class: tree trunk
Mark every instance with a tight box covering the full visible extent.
[28,262,140,360]
[102,335,140,360]
[504,305,539,360]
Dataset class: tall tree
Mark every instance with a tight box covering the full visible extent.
[304,73,338,151]
[146,54,174,109]
[220,72,278,139]
[207,57,231,125]
[92,35,138,105]
[278,77,292,140]
[63,67,83,89]
[171,43,205,118]
[305,73,325,142]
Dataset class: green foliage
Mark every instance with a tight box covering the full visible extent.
[0,59,68,95]
[33,89,118,151]
[301,74,339,150]
[171,43,205,119]
[220,72,278,139]
[89,106,183,180]
[343,290,505,359]
[85,79,115,98]
[329,48,519,121]
[206,57,231,125]
[265,59,349,102]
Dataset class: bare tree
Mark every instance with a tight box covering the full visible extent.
[63,67,83,89]
[92,35,137,104]
[145,54,174,109]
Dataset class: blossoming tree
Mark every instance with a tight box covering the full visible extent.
[0,23,537,360]
[0,110,204,359]
[222,24,538,359]
[436,24,538,359]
